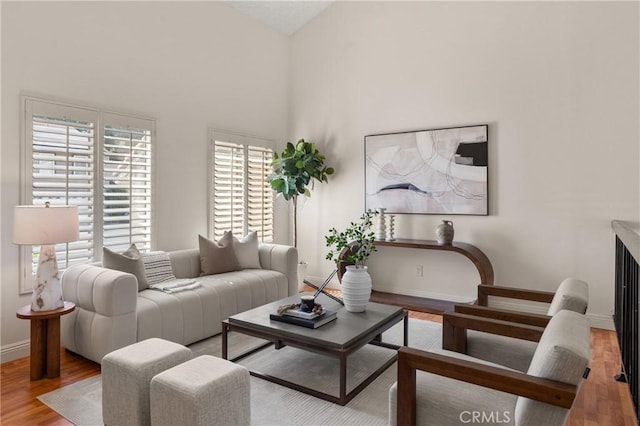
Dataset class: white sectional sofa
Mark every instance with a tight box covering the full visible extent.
[61,243,298,363]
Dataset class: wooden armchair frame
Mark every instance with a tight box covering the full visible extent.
[442,312,545,353]
[396,346,578,426]
[447,283,559,331]
[477,283,555,306]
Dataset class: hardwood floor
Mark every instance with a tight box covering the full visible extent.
[0,311,636,425]
[0,350,100,426]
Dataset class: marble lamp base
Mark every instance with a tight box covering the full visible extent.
[31,244,65,312]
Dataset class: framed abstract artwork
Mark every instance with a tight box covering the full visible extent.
[365,124,488,215]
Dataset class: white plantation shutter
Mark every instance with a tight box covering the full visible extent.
[209,131,274,242]
[247,146,273,241]
[212,141,246,240]
[102,114,153,253]
[20,98,154,293]
[25,102,96,288]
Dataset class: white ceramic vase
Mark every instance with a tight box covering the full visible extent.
[341,265,372,312]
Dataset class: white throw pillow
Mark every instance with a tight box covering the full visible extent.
[233,231,262,269]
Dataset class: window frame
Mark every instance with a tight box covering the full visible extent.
[19,96,156,294]
[208,128,275,243]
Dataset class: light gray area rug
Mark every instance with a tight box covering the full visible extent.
[39,318,442,426]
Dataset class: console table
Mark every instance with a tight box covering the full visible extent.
[370,239,495,313]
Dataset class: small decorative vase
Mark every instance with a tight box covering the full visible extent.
[386,215,396,241]
[435,220,454,245]
[377,208,387,240]
[341,265,372,312]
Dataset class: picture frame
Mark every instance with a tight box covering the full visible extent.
[365,124,488,215]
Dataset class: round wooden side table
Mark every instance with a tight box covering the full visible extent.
[16,301,75,380]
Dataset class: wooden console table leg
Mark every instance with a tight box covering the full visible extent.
[30,319,46,381]
[46,317,61,378]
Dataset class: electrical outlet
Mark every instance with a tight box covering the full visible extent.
[416,265,423,277]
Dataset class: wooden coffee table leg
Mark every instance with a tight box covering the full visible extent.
[46,317,61,378]
[339,353,347,405]
[30,319,46,380]
[222,322,229,359]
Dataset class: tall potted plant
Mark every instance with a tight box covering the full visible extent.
[269,139,334,288]
[269,139,334,247]
[325,210,378,312]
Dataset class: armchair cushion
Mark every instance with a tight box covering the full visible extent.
[467,331,538,372]
[514,309,591,425]
[546,278,589,316]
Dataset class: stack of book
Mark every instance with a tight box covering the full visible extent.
[270,307,337,329]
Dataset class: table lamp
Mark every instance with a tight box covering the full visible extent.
[13,202,79,311]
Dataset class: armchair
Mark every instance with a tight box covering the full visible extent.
[441,278,588,371]
[390,310,591,426]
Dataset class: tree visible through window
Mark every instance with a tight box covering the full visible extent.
[209,131,274,242]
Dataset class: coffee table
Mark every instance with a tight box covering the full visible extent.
[222,293,408,405]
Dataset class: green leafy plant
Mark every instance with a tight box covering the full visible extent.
[325,210,379,269]
[269,139,334,247]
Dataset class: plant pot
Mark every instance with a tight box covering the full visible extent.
[297,261,308,292]
[341,265,372,312]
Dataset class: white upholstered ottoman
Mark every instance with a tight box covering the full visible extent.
[102,338,192,426]
[150,355,251,426]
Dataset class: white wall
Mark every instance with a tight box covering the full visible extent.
[290,2,639,328]
[1,2,290,358]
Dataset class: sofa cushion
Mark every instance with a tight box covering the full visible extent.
[233,231,261,269]
[103,244,148,291]
[199,233,240,276]
[136,270,289,345]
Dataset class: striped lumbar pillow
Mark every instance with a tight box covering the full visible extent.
[141,251,176,285]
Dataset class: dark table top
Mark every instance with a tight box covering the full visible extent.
[228,293,405,350]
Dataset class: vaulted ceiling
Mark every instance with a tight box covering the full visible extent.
[226,1,333,35]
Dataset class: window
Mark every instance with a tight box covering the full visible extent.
[209,130,274,242]
[20,97,154,293]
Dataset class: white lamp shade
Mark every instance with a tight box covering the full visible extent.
[13,205,79,245]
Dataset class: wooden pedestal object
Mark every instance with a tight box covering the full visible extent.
[16,301,75,380]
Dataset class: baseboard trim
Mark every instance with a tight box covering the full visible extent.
[1,339,29,364]
[372,285,475,304]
